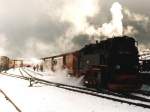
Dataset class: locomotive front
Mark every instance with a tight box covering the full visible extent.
[80,36,141,92]
[107,36,141,91]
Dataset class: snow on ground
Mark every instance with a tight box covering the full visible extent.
[0,68,150,112]
[0,90,17,112]
[30,68,84,86]
[25,68,150,93]
[7,68,21,75]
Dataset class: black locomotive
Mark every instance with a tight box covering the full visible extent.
[79,36,141,91]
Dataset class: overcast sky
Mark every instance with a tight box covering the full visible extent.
[0,0,149,58]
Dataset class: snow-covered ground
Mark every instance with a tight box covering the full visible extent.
[23,67,84,87]
[0,68,150,112]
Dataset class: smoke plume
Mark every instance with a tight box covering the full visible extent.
[111,2,123,36]
[0,34,8,56]
[0,0,149,58]
[97,2,123,37]
[56,2,124,53]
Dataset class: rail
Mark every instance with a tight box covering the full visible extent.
[0,89,22,112]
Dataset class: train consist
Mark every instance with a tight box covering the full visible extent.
[0,56,24,72]
[0,56,10,72]
[0,36,146,91]
[42,36,142,91]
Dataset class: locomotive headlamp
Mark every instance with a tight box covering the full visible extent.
[116,65,120,69]
[86,60,90,64]
[84,81,88,84]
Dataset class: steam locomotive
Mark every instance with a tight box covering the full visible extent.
[42,36,141,92]
[80,36,141,91]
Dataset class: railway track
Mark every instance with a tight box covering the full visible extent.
[24,68,150,100]
[0,89,22,112]
[134,90,150,97]
[2,68,150,109]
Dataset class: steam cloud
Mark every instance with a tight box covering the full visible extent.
[56,2,124,53]
[0,34,8,56]
[123,8,150,54]
[0,0,149,58]
[98,2,123,37]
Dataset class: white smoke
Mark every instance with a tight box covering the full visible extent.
[56,2,124,53]
[0,34,8,56]
[0,1,126,58]
[124,8,150,33]
[88,2,123,38]
[61,1,124,37]
[40,63,84,86]
[123,25,138,36]
[124,8,149,23]
[47,68,84,86]
[101,2,123,37]
[0,0,149,58]
[60,0,99,34]
[55,0,100,52]
[24,37,58,58]
[123,8,150,53]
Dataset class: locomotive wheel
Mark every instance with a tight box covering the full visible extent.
[96,71,109,90]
